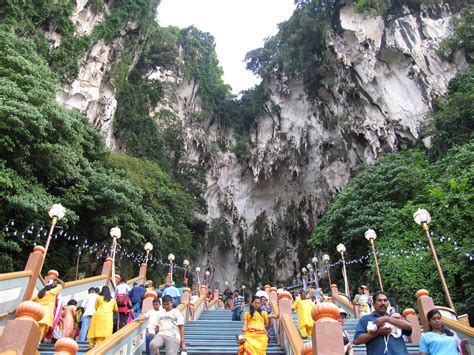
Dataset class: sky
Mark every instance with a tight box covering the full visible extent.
[157,0,296,94]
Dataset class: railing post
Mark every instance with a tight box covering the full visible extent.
[181,288,191,305]
[311,302,344,354]
[354,304,361,319]
[142,291,157,313]
[199,284,207,297]
[213,289,220,307]
[403,308,421,345]
[0,301,44,354]
[330,284,338,297]
[165,273,172,284]
[269,287,278,302]
[22,246,46,301]
[54,337,78,354]
[139,263,147,280]
[264,284,271,296]
[416,289,435,331]
[101,257,113,286]
[277,292,293,346]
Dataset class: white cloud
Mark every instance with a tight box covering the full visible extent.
[157,0,295,94]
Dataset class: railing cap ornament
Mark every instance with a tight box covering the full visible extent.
[416,289,430,298]
[105,256,113,262]
[140,263,147,267]
[403,308,416,317]
[264,284,271,288]
[144,291,157,299]
[312,302,339,322]
[33,245,46,255]
[301,342,313,355]
[54,337,78,354]
[269,287,277,293]
[182,287,191,293]
[330,284,338,289]
[278,291,292,300]
[16,301,44,322]
[48,270,59,278]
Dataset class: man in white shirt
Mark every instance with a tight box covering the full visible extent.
[135,298,161,355]
[255,287,267,298]
[149,295,187,355]
[78,287,99,341]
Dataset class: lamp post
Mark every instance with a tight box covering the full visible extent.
[307,264,313,283]
[44,204,66,254]
[312,256,320,288]
[322,254,332,287]
[337,244,350,297]
[242,285,246,300]
[195,267,201,285]
[205,271,210,286]
[144,242,153,264]
[413,208,455,311]
[183,259,190,286]
[75,247,82,280]
[110,227,121,288]
[365,229,384,291]
[168,253,175,282]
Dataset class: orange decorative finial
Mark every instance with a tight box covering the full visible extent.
[54,337,79,354]
[16,301,45,322]
[33,245,46,255]
[278,291,292,300]
[403,308,416,317]
[301,342,313,355]
[105,256,113,262]
[269,287,277,293]
[311,302,339,322]
[182,288,191,294]
[416,289,430,298]
[330,284,337,289]
[48,270,59,279]
[144,291,157,299]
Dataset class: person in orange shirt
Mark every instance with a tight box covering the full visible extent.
[62,299,77,338]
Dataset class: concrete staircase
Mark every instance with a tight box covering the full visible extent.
[185,309,285,354]
[292,313,420,354]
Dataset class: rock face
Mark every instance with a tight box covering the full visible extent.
[179,3,467,288]
[58,2,467,288]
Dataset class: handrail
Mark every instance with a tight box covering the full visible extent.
[443,317,474,337]
[86,319,145,354]
[0,270,32,281]
[193,295,206,311]
[269,300,279,319]
[207,298,218,309]
[0,311,13,319]
[333,293,355,312]
[63,275,107,288]
[280,313,303,355]
[128,276,145,284]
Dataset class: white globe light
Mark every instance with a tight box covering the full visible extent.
[242,285,246,289]
[225,281,229,286]
[168,253,175,261]
[110,227,121,239]
[49,204,66,220]
[322,254,330,262]
[205,271,210,276]
[302,267,307,273]
[312,256,318,264]
[306,264,312,269]
[364,229,377,241]
[183,259,190,266]
[336,244,346,253]
[413,208,431,225]
[195,267,201,273]
[144,242,153,251]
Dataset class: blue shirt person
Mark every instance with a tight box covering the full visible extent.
[162,282,181,307]
[354,290,412,355]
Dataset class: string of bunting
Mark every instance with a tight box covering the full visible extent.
[1,218,186,270]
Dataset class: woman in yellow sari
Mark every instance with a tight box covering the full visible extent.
[87,286,118,346]
[238,295,277,355]
[31,278,65,340]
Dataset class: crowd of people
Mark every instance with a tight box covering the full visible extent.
[29,275,187,353]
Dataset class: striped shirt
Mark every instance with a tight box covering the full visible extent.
[233,295,244,309]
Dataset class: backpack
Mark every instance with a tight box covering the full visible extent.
[116,293,129,308]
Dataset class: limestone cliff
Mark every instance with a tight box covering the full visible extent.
[56,1,467,288]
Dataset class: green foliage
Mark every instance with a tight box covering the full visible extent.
[310,144,473,313]
[0,29,194,279]
[207,217,232,249]
[429,65,474,157]
[439,5,474,61]
[232,138,251,161]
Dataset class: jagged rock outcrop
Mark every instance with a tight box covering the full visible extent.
[58,2,467,288]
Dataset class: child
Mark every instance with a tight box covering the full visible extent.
[62,299,77,339]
